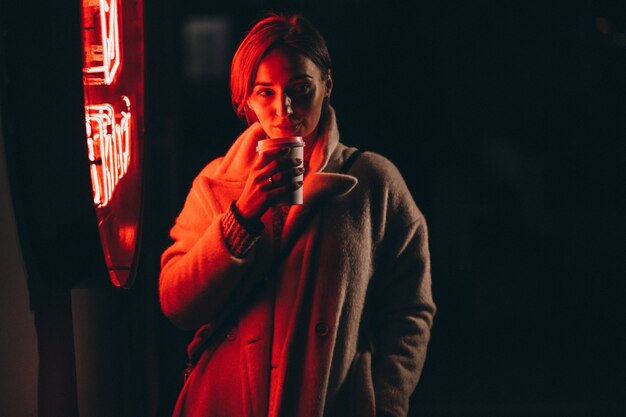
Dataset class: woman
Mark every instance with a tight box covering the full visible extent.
[160,12,435,417]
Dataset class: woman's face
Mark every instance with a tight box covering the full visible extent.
[247,47,332,141]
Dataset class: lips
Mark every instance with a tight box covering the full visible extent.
[274,122,302,134]
[275,122,301,129]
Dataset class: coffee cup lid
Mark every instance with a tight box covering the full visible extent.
[257,136,305,150]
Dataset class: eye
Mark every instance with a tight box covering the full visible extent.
[255,88,274,97]
[293,83,312,95]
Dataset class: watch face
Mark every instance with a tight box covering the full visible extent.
[80,0,144,288]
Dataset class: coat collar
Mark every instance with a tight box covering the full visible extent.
[202,106,358,208]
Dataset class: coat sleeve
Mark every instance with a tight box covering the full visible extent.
[368,157,436,417]
[159,174,257,330]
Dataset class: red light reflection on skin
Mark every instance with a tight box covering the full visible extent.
[82,0,121,85]
[85,96,131,207]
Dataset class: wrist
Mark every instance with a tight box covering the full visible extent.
[231,201,264,236]
[220,202,264,258]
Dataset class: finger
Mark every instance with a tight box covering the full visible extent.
[253,147,291,168]
[259,174,276,191]
[278,166,305,183]
[266,180,304,202]
[256,158,302,182]
[260,167,304,193]
[269,166,305,185]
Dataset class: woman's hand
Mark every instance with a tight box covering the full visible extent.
[235,147,304,221]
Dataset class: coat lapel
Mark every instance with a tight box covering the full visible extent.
[280,171,357,244]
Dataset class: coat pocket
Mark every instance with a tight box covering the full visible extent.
[348,349,376,417]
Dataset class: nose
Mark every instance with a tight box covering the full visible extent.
[276,93,293,117]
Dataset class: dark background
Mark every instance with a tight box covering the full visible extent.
[1,0,625,416]
[144,0,626,416]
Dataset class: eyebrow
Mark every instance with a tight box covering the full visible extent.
[253,74,313,87]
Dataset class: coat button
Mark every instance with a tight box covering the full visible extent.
[226,327,238,341]
[315,322,329,337]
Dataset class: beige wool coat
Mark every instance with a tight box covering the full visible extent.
[159,108,436,417]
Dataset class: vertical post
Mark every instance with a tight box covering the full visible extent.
[33,289,79,417]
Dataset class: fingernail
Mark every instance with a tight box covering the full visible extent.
[295,158,303,164]
[297,167,304,173]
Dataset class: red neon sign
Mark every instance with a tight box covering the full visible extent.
[85,97,131,207]
[80,0,143,287]
[82,0,129,207]
[82,0,121,85]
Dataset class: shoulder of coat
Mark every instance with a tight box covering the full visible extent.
[352,150,425,223]
[348,150,405,186]
[197,156,225,180]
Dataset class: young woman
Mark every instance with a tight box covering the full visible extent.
[160,12,436,417]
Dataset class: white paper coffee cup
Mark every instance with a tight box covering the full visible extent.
[256,136,305,205]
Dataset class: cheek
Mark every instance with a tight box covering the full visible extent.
[253,106,272,123]
[297,94,324,119]
[297,94,318,110]
[303,97,324,121]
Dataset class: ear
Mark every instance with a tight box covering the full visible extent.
[244,101,258,124]
[246,100,256,116]
[324,70,333,98]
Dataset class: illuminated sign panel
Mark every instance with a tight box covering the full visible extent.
[80,0,144,287]
[82,0,121,85]
[86,97,131,207]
